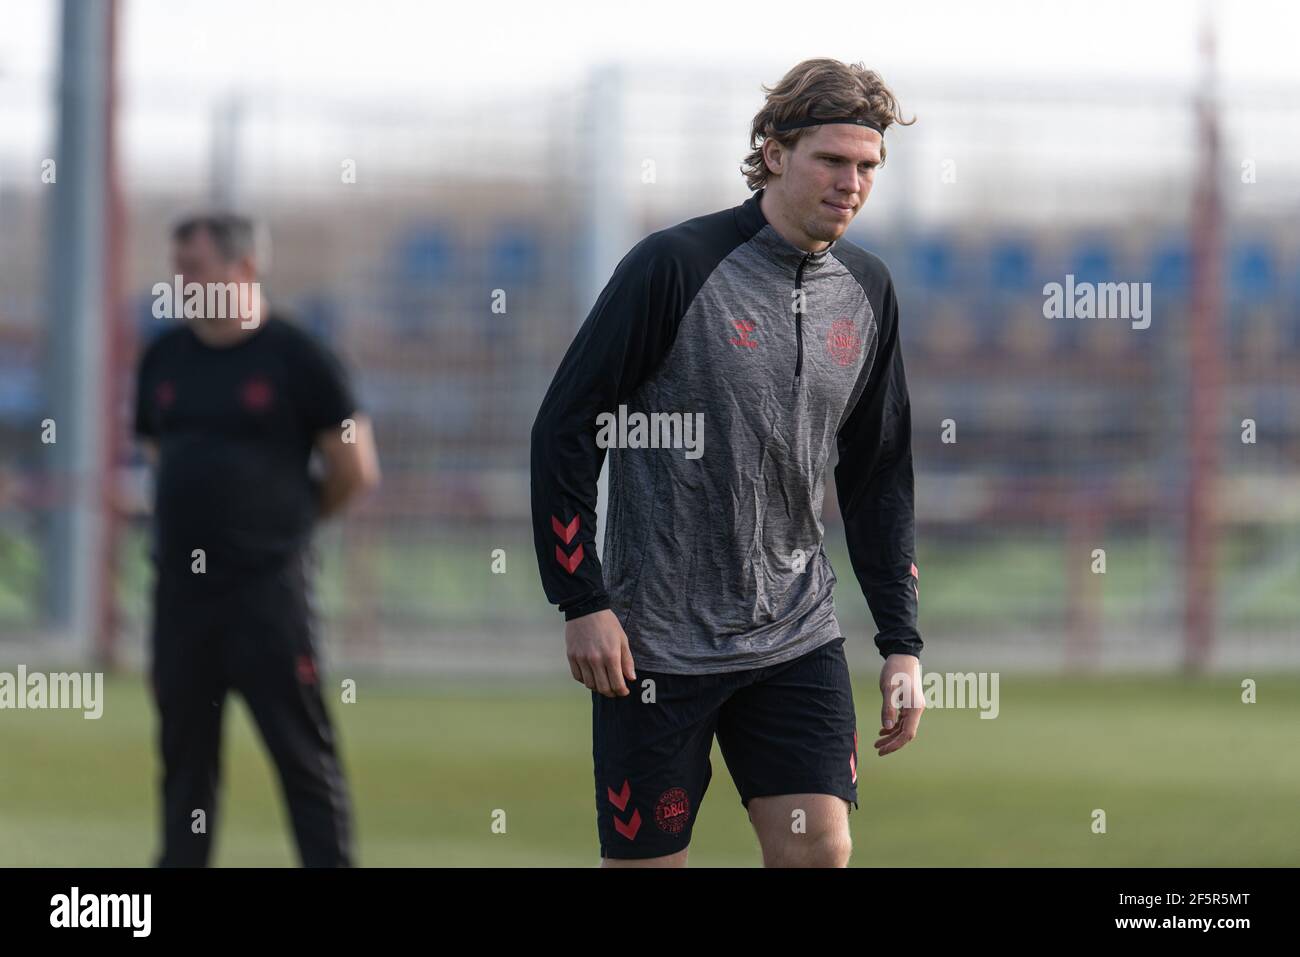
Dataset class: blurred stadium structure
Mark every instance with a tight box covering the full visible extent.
[2,6,1298,677]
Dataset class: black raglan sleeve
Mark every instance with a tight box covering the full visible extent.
[530,234,685,620]
[834,270,922,660]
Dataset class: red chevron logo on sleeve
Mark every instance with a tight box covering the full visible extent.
[555,543,584,574]
[551,514,580,545]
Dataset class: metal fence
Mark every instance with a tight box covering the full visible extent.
[2,62,1299,673]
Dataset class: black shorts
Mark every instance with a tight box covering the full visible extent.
[592,635,859,860]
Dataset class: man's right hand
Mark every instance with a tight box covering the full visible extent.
[566,609,636,698]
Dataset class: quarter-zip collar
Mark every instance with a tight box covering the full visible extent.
[736,187,838,275]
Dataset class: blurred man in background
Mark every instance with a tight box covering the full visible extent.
[133,213,380,866]
[532,59,923,867]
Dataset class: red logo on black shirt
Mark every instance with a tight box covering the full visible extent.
[654,787,690,834]
[155,380,176,409]
[556,543,584,574]
[296,654,318,686]
[240,377,274,412]
[552,514,579,544]
[551,513,583,574]
[729,319,758,349]
[827,319,861,366]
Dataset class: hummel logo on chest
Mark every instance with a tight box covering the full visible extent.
[729,319,758,349]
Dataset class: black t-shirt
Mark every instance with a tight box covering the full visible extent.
[133,314,358,594]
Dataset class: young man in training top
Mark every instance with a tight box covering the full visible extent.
[531,58,924,867]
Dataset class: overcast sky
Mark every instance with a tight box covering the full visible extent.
[3,0,1297,225]
[3,0,1299,100]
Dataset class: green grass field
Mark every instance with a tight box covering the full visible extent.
[1,672,1296,867]
[3,525,1299,634]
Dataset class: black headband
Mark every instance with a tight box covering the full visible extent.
[772,115,884,135]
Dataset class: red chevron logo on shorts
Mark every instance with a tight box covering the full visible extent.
[607,779,631,811]
[910,562,919,599]
[613,809,642,840]
[851,730,858,784]
[551,514,579,545]
[555,543,584,574]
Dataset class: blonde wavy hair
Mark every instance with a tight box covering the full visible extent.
[741,58,914,191]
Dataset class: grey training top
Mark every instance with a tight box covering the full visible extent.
[531,188,920,674]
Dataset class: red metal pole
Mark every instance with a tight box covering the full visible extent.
[1065,494,1103,673]
[96,0,127,670]
[1184,18,1224,673]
